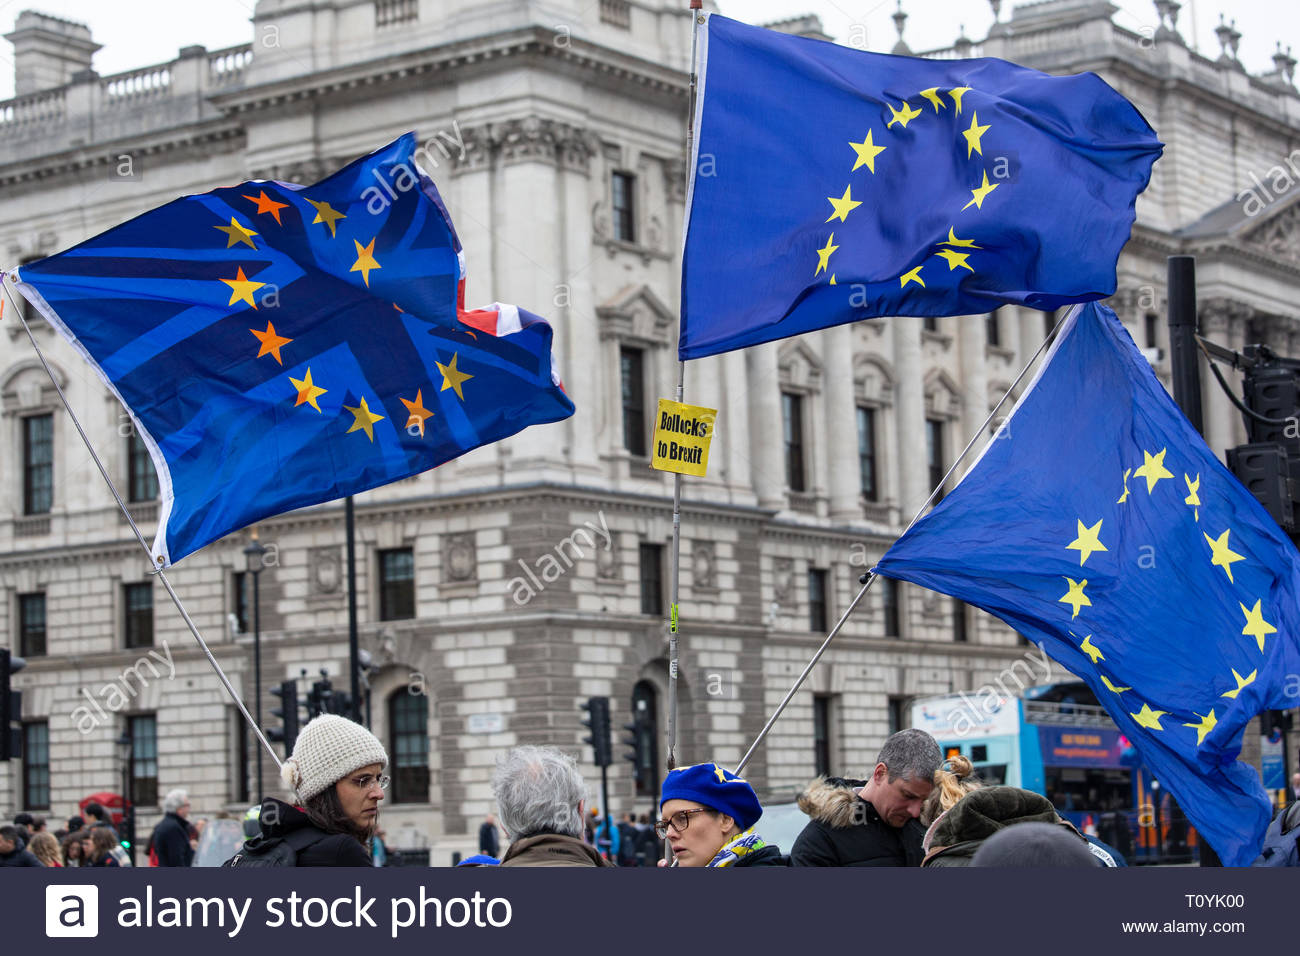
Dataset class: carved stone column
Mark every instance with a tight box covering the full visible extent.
[825,324,861,521]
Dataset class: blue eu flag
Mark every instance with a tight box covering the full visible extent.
[875,303,1300,866]
[679,15,1163,359]
[13,134,575,566]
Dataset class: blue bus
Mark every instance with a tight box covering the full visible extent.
[911,680,1197,863]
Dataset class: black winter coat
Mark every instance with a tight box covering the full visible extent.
[789,777,924,867]
[251,798,372,867]
[151,812,194,867]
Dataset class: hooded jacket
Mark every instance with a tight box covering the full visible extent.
[498,832,614,867]
[247,797,372,867]
[921,786,1091,867]
[790,777,924,867]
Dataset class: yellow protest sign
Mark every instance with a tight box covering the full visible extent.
[651,399,717,477]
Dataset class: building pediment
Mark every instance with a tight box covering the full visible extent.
[596,283,675,345]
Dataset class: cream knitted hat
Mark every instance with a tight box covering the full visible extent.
[280,714,389,802]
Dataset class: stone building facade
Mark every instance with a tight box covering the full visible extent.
[0,0,1295,858]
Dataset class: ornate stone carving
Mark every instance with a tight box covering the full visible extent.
[556,125,596,174]
[591,198,611,239]
[1242,203,1300,265]
[1199,296,1253,337]
[448,123,495,173]
[778,341,824,391]
[443,532,477,582]
[663,157,687,204]
[773,557,794,604]
[693,542,717,590]
[309,546,342,595]
[596,531,620,579]
[496,116,559,166]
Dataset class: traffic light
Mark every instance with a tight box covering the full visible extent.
[267,679,300,755]
[0,648,25,761]
[307,675,332,719]
[622,709,656,794]
[581,696,612,767]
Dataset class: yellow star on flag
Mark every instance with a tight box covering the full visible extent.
[400,389,434,437]
[1133,447,1173,493]
[1183,473,1201,520]
[1130,703,1167,731]
[350,237,382,287]
[1220,668,1257,699]
[250,320,292,364]
[1239,599,1276,653]
[1059,578,1091,619]
[815,234,839,276]
[289,368,328,412]
[885,100,921,128]
[437,353,473,401]
[1079,633,1103,663]
[306,197,347,238]
[1183,710,1217,746]
[214,217,258,249]
[1100,674,1131,694]
[962,112,991,158]
[222,266,265,310]
[934,248,973,272]
[940,227,981,248]
[242,190,289,224]
[919,88,946,112]
[1203,529,1245,583]
[899,266,925,289]
[961,171,999,210]
[344,396,385,442]
[1117,467,1132,504]
[849,130,887,172]
[825,186,862,223]
[948,86,972,113]
[1066,518,1108,566]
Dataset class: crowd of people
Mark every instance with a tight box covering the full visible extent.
[6,715,1294,868]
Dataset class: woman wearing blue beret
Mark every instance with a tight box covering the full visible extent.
[656,763,788,867]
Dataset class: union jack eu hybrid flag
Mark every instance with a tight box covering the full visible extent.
[875,303,1300,867]
[12,134,574,566]
[678,14,1164,359]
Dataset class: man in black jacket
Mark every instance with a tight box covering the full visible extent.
[790,728,941,866]
[151,788,196,867]
[0,825,41,866]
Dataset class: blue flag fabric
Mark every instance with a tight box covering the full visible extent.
[678,15,1163,360]
[14,134,574,566]
[874,303,1300,866]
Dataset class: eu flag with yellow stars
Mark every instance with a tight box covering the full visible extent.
[874,303,1300,866]
[12,134,574,567]
[678,14,1163,360]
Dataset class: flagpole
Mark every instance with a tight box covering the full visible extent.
[2,273,284,773]
[733,315,1064,776]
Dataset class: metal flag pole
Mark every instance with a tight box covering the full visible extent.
[2,273,284,772]
[733,314,1065,776]
[665,0,706,780]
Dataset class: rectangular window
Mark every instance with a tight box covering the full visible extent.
[986,308,1001,347]
[953,596,968,643]
[857,406,878,500]
[808,568,828,632]
[1144,312,1159,350]
[378,548,415,621]
[882,577,900,637]
[128,714,158,806]
[926,418,945,502]
[123,582,153,649]
[813,695,833,777]
[19,592,46,658]
[620,347,647,457]
[611,171,636,242]
[887,695,907,737]
[22,722,50,809]
[390,690,430,803]
[923,315,938,333]
[23,414,53,515]
[640,542,664,615]
[782,392,806,492]
[127,431,158,502]
[232,571,249,634]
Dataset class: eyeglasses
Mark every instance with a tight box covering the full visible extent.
[348,773,390,791]
[654,807,711,839]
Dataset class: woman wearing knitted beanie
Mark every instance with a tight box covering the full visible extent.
[246,714,389,866]
[655,763,788,867]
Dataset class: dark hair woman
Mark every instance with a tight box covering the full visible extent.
[87,827,121,867]
[228,714,388,867]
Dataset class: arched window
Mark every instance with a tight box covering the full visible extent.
[388,689,429,804]
[630,681,659,798]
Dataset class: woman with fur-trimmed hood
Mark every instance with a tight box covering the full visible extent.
[921,785,1095,867]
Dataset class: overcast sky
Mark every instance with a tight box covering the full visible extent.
[0,0,1294,100]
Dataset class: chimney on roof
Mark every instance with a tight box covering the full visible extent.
[4,10,100,96]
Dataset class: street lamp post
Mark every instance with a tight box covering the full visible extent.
[244,533,268,803]
[115,730,135,866]
[1150,778,1164,865]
